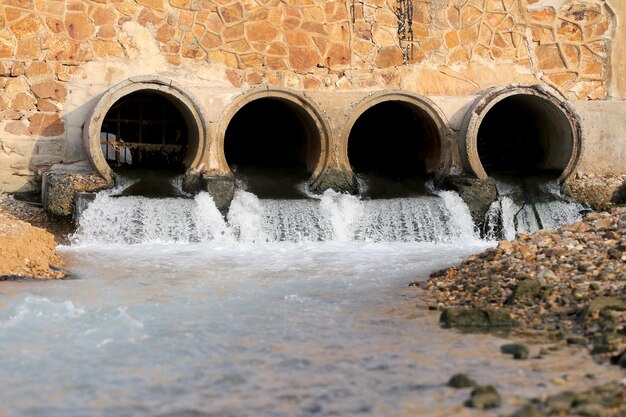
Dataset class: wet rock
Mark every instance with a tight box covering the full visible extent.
[506,279,542,306]
[440,307,517,328]
[465,385,501,409]
[447,373,477,388]
[588,296,626,313]
[510,404,547,417]
[440,176,498,232]
[546,391,576,413]
[500,343,529,360]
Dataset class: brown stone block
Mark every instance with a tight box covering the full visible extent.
[166,54,181,65]
[303,76,321,89]
[11,93,36,112]
[282,16,301,31]
[581,56,603,77]
[557,21,582,42]
[138,8,163,27]
[561,44,580,67]
[413,3,430,25]
[209,50,238,67]
[44,2,65,16]
[445,31,460,49]
[285,6,303,18]
[461,5,482,25]
[374,45,403,68]
[45,17,63,34]
[543,72,576,87]
[239,53,262,67]
[311,35,328,56]
[31,81,67,102]
[535,44,566,71]
[192,23,205,38]
[285,32,311,47]
[245,72,263,85]
[529,7,555,22]
[219,3,243,24]
[4,77,29,93]
[301,21,327,36]
[265,56,288,70]
[67,2,86,12]
[91,7,117,26]
[5,7,26,22]
[181,33,206,59]
[200,31,221,49]
[97,25,117,40]
[91,40,124,57]
[137,0,164,11]
[29,113,64,136]
[36,98,59,112]
[4,0,34,9]
[115,2,138,17]
[246,21,278,42]
[267,42,287,56]
[8,13,41,38]
[352,38,373,56]
[562,3,600,22]
[162,41,180,54]
[16,36,40,60]
[5,121,30,136]
[65,12,96,41]
[0,14,5,31]
[199,12,223,33]
[459,26,478,44]
[177,10,193,30]
[421,38,442,53]
[330,23,350,43]
[223,23,244,40]
[10,62,25,76]
[226,69,241,87]
[0,62,8,76]
[326,43,349,67]
[0,96,6,111]
[353,22,372,41]
[170,0,192,9]
[448,7,460,28]
[449,45,470,62]
[225,39,250,53]
[248,8,269,21]
[303,6,324,23]
[288,46,319,72]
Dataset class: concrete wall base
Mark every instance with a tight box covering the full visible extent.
[310,166,358,195]
[42,172,110,217]
[439,175,498,233]
[202,174,235,214]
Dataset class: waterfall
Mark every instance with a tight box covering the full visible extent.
[73,189,480,245]
[484,179,587,240]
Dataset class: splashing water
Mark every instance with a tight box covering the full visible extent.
[73,189,481,245]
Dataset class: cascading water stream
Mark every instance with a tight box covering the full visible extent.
[484,179,587,240]
[73,188,482,245]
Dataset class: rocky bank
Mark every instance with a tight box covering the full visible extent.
[0,194,70,279]
[420,207,626,416]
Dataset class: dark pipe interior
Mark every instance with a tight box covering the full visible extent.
[348,101,441,198]
[101,91,189,172]
[224,98,320,198]
[477,94,573,177]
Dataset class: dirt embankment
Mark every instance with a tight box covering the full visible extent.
[0,194,73,279]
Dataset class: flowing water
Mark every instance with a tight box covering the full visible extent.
[0,185,612,417]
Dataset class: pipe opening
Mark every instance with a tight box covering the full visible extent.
[477,94,574,178]
[348,101,441,197]
[224,98,321,198]
[98,90,200,197]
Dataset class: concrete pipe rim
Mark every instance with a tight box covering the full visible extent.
[215,86,332,182]
[342,90,453,179]
[83,76,208,182]
[459,84,582,181]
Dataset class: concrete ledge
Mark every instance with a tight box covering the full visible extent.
[42,172,110,217]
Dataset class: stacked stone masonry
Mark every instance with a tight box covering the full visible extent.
[0,0,624,194]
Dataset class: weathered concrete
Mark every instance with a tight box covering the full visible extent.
[42,172,109,217]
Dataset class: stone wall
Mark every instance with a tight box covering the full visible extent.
[0,0,622,193]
